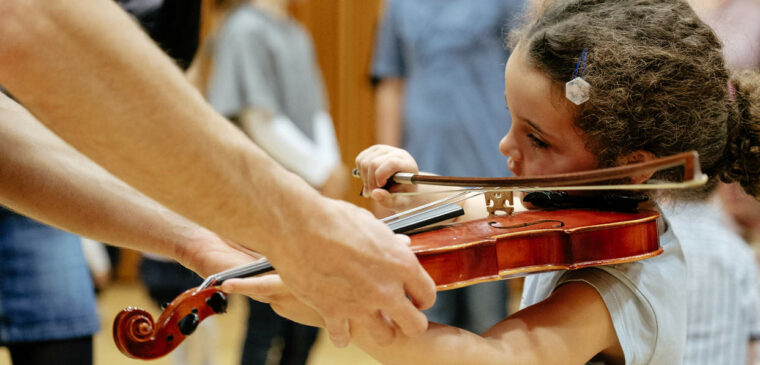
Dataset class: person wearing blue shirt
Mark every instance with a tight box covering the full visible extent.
[371,0,526,333]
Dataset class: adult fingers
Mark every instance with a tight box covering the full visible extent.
[382,294,430,338]
[361,310,396,346]
[325,317,351,348]
[405,269,437,311]
[220,275,286,302]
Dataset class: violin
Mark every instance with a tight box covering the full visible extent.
[113,151,706,360]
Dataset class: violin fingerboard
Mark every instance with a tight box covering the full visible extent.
[387,204,464,234]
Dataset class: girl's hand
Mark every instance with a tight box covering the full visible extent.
[355,145,419,211]
[222,274,325,328]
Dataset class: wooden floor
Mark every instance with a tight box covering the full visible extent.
[0,282,380,365]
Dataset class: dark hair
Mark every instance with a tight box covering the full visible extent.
[509,0,760,199]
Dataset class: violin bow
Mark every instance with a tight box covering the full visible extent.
[356,151,708,219]
[359,151,706,193]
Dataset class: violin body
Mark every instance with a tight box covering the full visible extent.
[412,208,661,290]
[113,208,661,360]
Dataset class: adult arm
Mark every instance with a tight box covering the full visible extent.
[0,0,435,346]
[375,78,404,146]
[0,93,257,277]
[371,0,406,147]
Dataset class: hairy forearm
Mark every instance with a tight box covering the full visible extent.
[375,78,404,146]
[0,0,319,255]
[0,95,216,269]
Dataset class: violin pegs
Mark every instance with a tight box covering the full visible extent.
[177,312,200,336]
[205,291,228,314]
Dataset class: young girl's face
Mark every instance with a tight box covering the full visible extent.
[500,48,598,177]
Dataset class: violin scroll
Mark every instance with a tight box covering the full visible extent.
[113,287,228,359]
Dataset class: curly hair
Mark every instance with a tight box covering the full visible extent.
[509,0,760,199]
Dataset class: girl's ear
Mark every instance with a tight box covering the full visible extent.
[618,150,657,184]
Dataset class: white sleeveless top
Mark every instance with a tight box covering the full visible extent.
[520,221,686,364]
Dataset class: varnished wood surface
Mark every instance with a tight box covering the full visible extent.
[411,209,662,290]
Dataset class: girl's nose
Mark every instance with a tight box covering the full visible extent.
[499,129,519,161]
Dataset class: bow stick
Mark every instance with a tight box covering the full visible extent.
[353,151,707,218]
[353,151,706,192]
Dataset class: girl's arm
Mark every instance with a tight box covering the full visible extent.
[223,276,623,365]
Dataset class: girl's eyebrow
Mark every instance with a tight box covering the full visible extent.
[525,119,547,136]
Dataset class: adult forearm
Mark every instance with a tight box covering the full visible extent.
[0,95,236,274]
[0,0,315,254]
[375,78,404,146]
[0,1,438,345]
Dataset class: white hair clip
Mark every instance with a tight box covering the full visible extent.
[565,49,590,105]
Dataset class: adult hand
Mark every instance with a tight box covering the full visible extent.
[222,274,324,328]
[267,198,436,347]
[173,225,263,278]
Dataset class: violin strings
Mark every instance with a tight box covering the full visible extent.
[381,189,480,224]
[198,258,273,290]
[388,176,708,197]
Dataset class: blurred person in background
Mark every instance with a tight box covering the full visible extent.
[371,0,526,334]
[686,0,760,362]
[0,201,99,364]
[204,0,347,363]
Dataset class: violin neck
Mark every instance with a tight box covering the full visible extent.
[213,259,274,284]
[387,203,464,233]
[216,203,464,283]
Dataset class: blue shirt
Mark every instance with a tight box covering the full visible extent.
[0,208,99,344]
[371,0,525,177]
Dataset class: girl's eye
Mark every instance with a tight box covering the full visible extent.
[527,133,549,148]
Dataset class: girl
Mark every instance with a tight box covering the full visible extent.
[223,0,760,363]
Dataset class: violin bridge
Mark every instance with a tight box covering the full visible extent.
[484,191,514,216]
